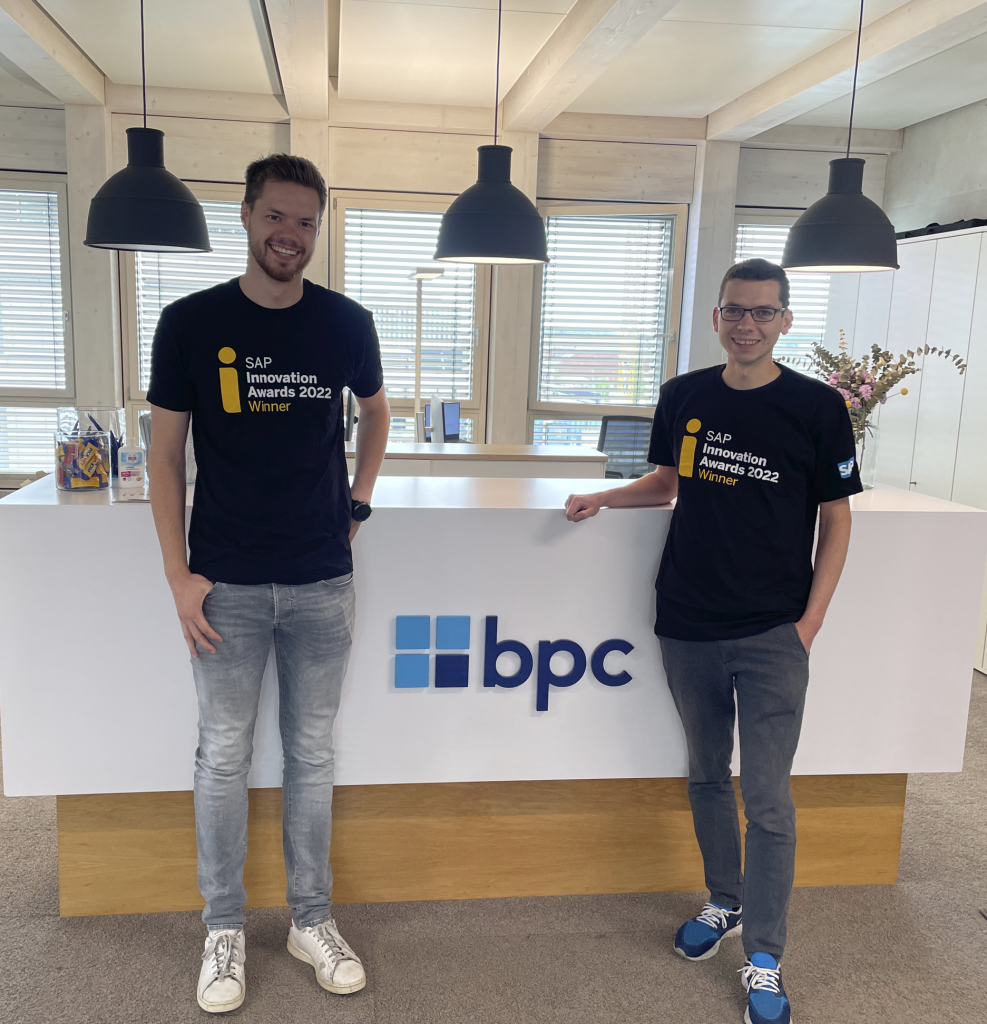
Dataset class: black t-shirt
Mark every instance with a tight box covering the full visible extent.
[147,278,383,585]
[647,363,861,641]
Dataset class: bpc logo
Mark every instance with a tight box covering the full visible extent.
[395,615,634,711]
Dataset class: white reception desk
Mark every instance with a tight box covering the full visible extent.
[1,477,985,915]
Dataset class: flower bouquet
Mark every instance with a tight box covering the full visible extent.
[790,333,966,487]
[798,332,966,443]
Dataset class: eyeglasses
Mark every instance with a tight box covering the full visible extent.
[717,305,787,323]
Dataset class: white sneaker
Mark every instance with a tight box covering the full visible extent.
[287,918,366,994]
[197,928,246,1013]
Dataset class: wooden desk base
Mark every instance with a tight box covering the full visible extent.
[56,774,906,917]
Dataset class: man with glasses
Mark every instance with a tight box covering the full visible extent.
[565,258,860,1024]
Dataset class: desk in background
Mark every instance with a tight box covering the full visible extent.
[344,442,608,477]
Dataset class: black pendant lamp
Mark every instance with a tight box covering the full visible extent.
[85,1,210,253]
[782,0,898,273]
[434,0,547,264]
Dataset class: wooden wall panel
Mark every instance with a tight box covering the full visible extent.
[110,113,289,181]
[57,774,906,918]
[0,105,66,173]
[537,139,696,203]
[736,149,887,209]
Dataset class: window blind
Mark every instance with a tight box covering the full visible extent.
[137,201,248,392]
[0,406,58,472]
[531,419,600,447]
[0,189,66,391]
[734,223,831,364]
[538,214,674,407]
[343,208,475,401]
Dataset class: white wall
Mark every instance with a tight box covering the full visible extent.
[885,98,987,233]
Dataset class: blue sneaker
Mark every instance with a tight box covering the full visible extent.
[740,953,791,1024]
[673,901,743,961]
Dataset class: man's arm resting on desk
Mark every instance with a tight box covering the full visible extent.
[565,465,679,522]
[147,405,222,657]
[795,496,852,653]
[349,386,389,540]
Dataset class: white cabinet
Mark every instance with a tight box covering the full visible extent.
[827,225,987,671]
[910,233,981,499]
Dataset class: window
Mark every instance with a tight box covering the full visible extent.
[530,203,686,445]
[734,220,831,364]
[331,193,488,443]
[0,177,73,476]
[133,200,248,394]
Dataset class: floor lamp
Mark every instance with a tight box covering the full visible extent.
[409,266,445,440]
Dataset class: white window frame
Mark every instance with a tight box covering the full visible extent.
[328,189,491,443]
[0,171,75,404]
[527,201,688,442]
[733,208,831,367]
[120,182,246,431]
[0,172,75,489]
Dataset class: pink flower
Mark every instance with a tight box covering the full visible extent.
[851,397,862,409]
[837,388,851,401]
[827,373,840,386]
[859,384,873,399]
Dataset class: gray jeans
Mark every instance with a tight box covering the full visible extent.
[659,622,810,959]
[191,575,355,930]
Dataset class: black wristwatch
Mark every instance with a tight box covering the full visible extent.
[351,499,373,523]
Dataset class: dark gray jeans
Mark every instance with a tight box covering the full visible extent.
[191,574,355,931]
[659,622,810,959]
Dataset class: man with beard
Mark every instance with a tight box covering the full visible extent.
[147,154,389,1013]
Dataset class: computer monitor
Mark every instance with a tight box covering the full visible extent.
[442,401,460,443]
[423,401,431,440]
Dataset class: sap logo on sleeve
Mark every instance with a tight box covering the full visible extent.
[393,615,634,711]
[838,457,855,479]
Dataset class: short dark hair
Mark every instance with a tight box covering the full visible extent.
[244,154,327,217]
[719,258,790,308]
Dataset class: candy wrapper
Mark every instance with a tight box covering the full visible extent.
[55,430,111,490]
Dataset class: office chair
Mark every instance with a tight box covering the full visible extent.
[598,415,655,479]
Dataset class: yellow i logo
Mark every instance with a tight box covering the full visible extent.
[678,418,701,477]
[218,347,241,413]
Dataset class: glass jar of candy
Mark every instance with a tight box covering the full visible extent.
[55,430,112,490]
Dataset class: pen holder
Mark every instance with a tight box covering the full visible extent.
[55,430,111,490]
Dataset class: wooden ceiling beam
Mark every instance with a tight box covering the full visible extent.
[502,0,680,134]
[707,0,987,142]
[0,0,104,105]
[264,0,329,120]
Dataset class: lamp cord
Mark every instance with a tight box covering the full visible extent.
[493,0,502,144]
[846,0,864,159]
[140,0,147,128]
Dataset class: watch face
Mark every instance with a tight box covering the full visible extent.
[352,501,372,522]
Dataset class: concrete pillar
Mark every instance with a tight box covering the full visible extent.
[678,140,740,373]
[64,104,122,407]
[291,117,330,288]
[484,129,539,443]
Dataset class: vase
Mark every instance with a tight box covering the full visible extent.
[856,424,880,489]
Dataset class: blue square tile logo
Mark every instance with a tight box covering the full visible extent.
[394,653,429,688]
[436,616,470,650]
[395,615,470,689]
[396,615,430,649]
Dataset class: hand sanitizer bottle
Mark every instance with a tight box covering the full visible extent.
[118,444,145,489]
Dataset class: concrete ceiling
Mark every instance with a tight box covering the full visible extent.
[337,0,574,107]
[36,0,280,94]
[1,0,983,136]
[567,0,914,118]
[788,30,987,130]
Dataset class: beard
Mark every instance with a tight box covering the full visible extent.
[249,235,313,283]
